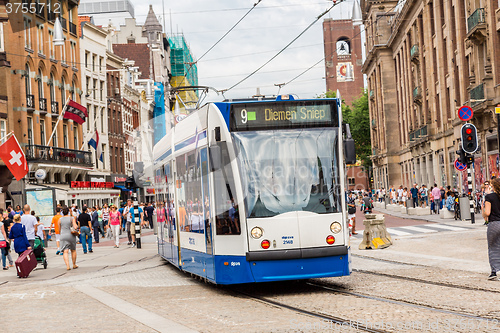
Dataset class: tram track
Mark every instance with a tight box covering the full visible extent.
[232,287,391,333]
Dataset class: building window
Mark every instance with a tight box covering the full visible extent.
[99,57,103,72]
[24,17,31,49]
[92,54,96,72]
[348,177,355,186]
[0,119,6,144]
[40,119,46,145]
[71,82,75,100]
[0,23,4,52]
[25,64,32,97]
[49,73,56,104]
[85,52,89,68]
[48,30,54,59]
[73,125,78,149]
[37,24,44,55]
[61,37,66,63]
[70,41,76,66]
[63,124,68,148]
[27,117,33,146]
[51,121,57,147]
[60,77,66,103]
[101,108,104,133]
[54,172,60,183]
[93,79,97,99]
[100,80,103,101]
[38,69,44,99]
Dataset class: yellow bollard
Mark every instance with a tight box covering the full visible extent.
[359,214,392,250]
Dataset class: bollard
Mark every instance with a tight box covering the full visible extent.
[132,190,142,249]
[359,214,392,250]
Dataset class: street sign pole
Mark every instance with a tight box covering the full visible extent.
[496,106,500,162]
[133,188,142,249]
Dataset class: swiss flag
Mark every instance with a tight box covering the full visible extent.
[0,135,28,181]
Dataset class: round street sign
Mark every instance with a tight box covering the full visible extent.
[458,106,473,121]
[454,159,467,172]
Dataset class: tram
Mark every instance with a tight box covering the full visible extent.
[153,95,355,284]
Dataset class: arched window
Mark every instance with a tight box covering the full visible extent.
[38,69,44,98]
[71,81,75,100]
[25,64,31,96]
[61,77,66,103]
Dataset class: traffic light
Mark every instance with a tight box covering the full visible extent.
[461,123,478,154]
[466,155,474,166]
[125,176,135,190]
[456,149,466,165]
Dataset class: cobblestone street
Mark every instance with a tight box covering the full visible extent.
[1,219,498,333]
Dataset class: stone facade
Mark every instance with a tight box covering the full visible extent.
[362,0,500,191]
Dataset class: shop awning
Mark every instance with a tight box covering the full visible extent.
[114,185,130,191]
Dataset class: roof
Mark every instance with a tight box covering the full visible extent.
[143,5,162,32]
[112,44,150,80]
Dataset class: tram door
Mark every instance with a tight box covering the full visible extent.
[165,162,179,265]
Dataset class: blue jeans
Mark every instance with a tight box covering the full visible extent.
[79,227,93,253]
[1,247,7,268]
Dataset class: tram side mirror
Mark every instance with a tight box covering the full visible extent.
[209,145,221,171]
[343,123,356,165]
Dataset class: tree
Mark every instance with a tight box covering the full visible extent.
[318,90,372,170]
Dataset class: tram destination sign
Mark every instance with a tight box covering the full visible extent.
[230,101,338,131]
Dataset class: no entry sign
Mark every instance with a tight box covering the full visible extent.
[454,159,467,172]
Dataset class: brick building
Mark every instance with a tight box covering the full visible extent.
[2,0,90,207]
[362,0,500,191]
[323,18,364,107]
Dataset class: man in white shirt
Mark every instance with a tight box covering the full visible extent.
[21,204,40,248]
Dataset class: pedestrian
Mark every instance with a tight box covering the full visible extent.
[91,207,100,243]
[124,200,143,247]
[21,205,40,248]
[50,207,63,255]
[59,207,78,270]
[431,184,441,214]
[482,178,500,280]
[0,216,9,270]
[102,204,110,237]
[9,205,22,219]
[144,202,155,229]
[109,205,121,248]
[1,211,14,267]
[347,192,357,235]
[419,185,428,208]
[97,206,105,238]
[118,203,125,234]
[410,184,418,208]
[362,193,373,214]
[123,200,133,245]
[77,207,93,254]
[402,187,408,207]
[8,214,31,256]
[35,216,45,247]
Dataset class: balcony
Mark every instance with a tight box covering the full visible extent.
[69,22,77,36]
[470,83,485,106]
[25,144,93,167]
[467,8,487,43]
[26,94,35,109]
[413,86,422,104]
[39,97,47,111]
[409,125,428,143]
[51,101,59,114]
[410,44,419,63]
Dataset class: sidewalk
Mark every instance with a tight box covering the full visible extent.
[372,204,485,225]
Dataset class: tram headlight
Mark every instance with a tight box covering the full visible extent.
[330,222,342,234]
[251,227,263,239]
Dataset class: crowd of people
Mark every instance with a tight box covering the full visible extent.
[0,200,160,272]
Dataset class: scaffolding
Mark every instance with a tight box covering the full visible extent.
[168,34,198,88]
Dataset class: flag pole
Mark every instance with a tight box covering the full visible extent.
[46,97,70,146]
[0,130,13,143]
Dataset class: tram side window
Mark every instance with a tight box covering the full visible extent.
[213,142,240,235]
[176,152,205,234]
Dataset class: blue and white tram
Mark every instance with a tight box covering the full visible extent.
[153,95,353,284]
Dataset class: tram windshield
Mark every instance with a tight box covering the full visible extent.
[232,128,341,218]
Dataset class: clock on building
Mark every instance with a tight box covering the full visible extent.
[336,40,350,55]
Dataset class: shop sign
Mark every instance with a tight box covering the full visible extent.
[115,177,126,182]
[146,188,155,194]
[70,181,115,188]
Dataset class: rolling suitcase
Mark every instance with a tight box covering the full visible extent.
[15,249,37,278]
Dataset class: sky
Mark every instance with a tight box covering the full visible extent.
[130,0,358,102]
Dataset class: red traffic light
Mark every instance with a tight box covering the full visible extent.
[466,128,472,134]
[467,136,472,141]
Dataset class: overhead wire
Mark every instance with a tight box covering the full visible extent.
[224,1,342,93]
[176,0,263,88]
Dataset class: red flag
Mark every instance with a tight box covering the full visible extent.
[0,135,28,181]
[63,100,88,124]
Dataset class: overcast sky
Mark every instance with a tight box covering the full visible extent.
[130,0,357,101]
